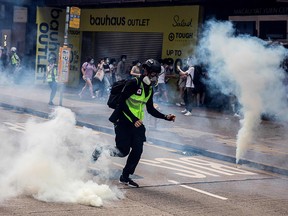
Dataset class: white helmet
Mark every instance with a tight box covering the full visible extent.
[10,47,17,52]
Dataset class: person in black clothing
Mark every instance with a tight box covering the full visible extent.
[92,59,176,187]
[99,57,111,99]
[193,65,207,107]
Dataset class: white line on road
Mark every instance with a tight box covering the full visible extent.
[168,180,228,200]
[145,142,177,152]
[3,122,25,133]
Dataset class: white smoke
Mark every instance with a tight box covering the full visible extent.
[0,107,122,206]
[196,20,288,163]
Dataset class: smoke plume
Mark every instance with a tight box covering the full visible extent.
[196,20,288,163]
[0,107,122,206]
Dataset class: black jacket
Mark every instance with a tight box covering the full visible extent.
[109,75,166,124]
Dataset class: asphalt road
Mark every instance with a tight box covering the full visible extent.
[0,107,287,216]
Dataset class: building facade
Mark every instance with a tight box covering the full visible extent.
[0,0,287,86]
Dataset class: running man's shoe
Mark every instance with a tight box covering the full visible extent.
[119,175,139,188]
[91,148,102,162]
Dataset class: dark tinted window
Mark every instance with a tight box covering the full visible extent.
[259,20,287,40]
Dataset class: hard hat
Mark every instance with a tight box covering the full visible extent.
[142,59,161,73]
[10,47,17,52]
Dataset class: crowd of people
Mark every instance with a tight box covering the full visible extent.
[77,55,212,117]
[0,47,240,116]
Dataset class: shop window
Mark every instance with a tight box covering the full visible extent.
[259,20,287,40]
[233,21,257,36]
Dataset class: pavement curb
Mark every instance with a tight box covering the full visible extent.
[1,102,288,177]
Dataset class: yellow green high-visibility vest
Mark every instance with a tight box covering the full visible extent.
[46,66,58,82]
[123,81,152,122]
[11,53,20,65]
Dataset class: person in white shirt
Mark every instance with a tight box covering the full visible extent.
[154,59,169,103]
[177,59,195,116]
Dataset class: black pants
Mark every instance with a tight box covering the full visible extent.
[48,81,57,103]
[113,120,146,177]
[184,87,195,112]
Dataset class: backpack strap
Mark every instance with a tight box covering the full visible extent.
[121,77,139,94]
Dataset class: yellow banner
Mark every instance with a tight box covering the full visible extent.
[80,6,200,60]
[69,7,81,29]
[35,7,65,84]
[36,7,81,87]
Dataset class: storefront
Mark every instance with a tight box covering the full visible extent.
[35,6,201,86]
[35,2,288,87]
[204,2,288,43]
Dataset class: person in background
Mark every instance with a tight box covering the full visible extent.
[79,56,97,99]
[193,65,208,107]
[154,59,169,103]
[116,54,127,81]
[97,57,111,100]
[93,58,105,99]
[177,58,195,116]
[92,59,176,188]
[109,58,117,84]
[164,57,174,83]
[46,56,58,105]
[175,59,187,107]
[10,47,21,68]
[0,47,8,72]
[130,60,142,78]
[10,47,21,82]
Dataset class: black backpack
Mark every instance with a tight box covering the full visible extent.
[107,77,139,109]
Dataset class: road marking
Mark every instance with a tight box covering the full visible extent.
[141,157,256,179]
[168,180,228,200]
[141,159,219,177]
[3,122,25,133]
[145,142,177,152]
[141,159,207,178]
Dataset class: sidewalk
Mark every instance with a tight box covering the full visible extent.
[0,83,287,176]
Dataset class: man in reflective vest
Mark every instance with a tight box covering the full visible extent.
[10,47,20,68]
[92,59,176,187]
[10,47,21,82]
[46,56,58,105]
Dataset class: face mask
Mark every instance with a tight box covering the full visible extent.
[137,63,141,67]
[143,76,151,85]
